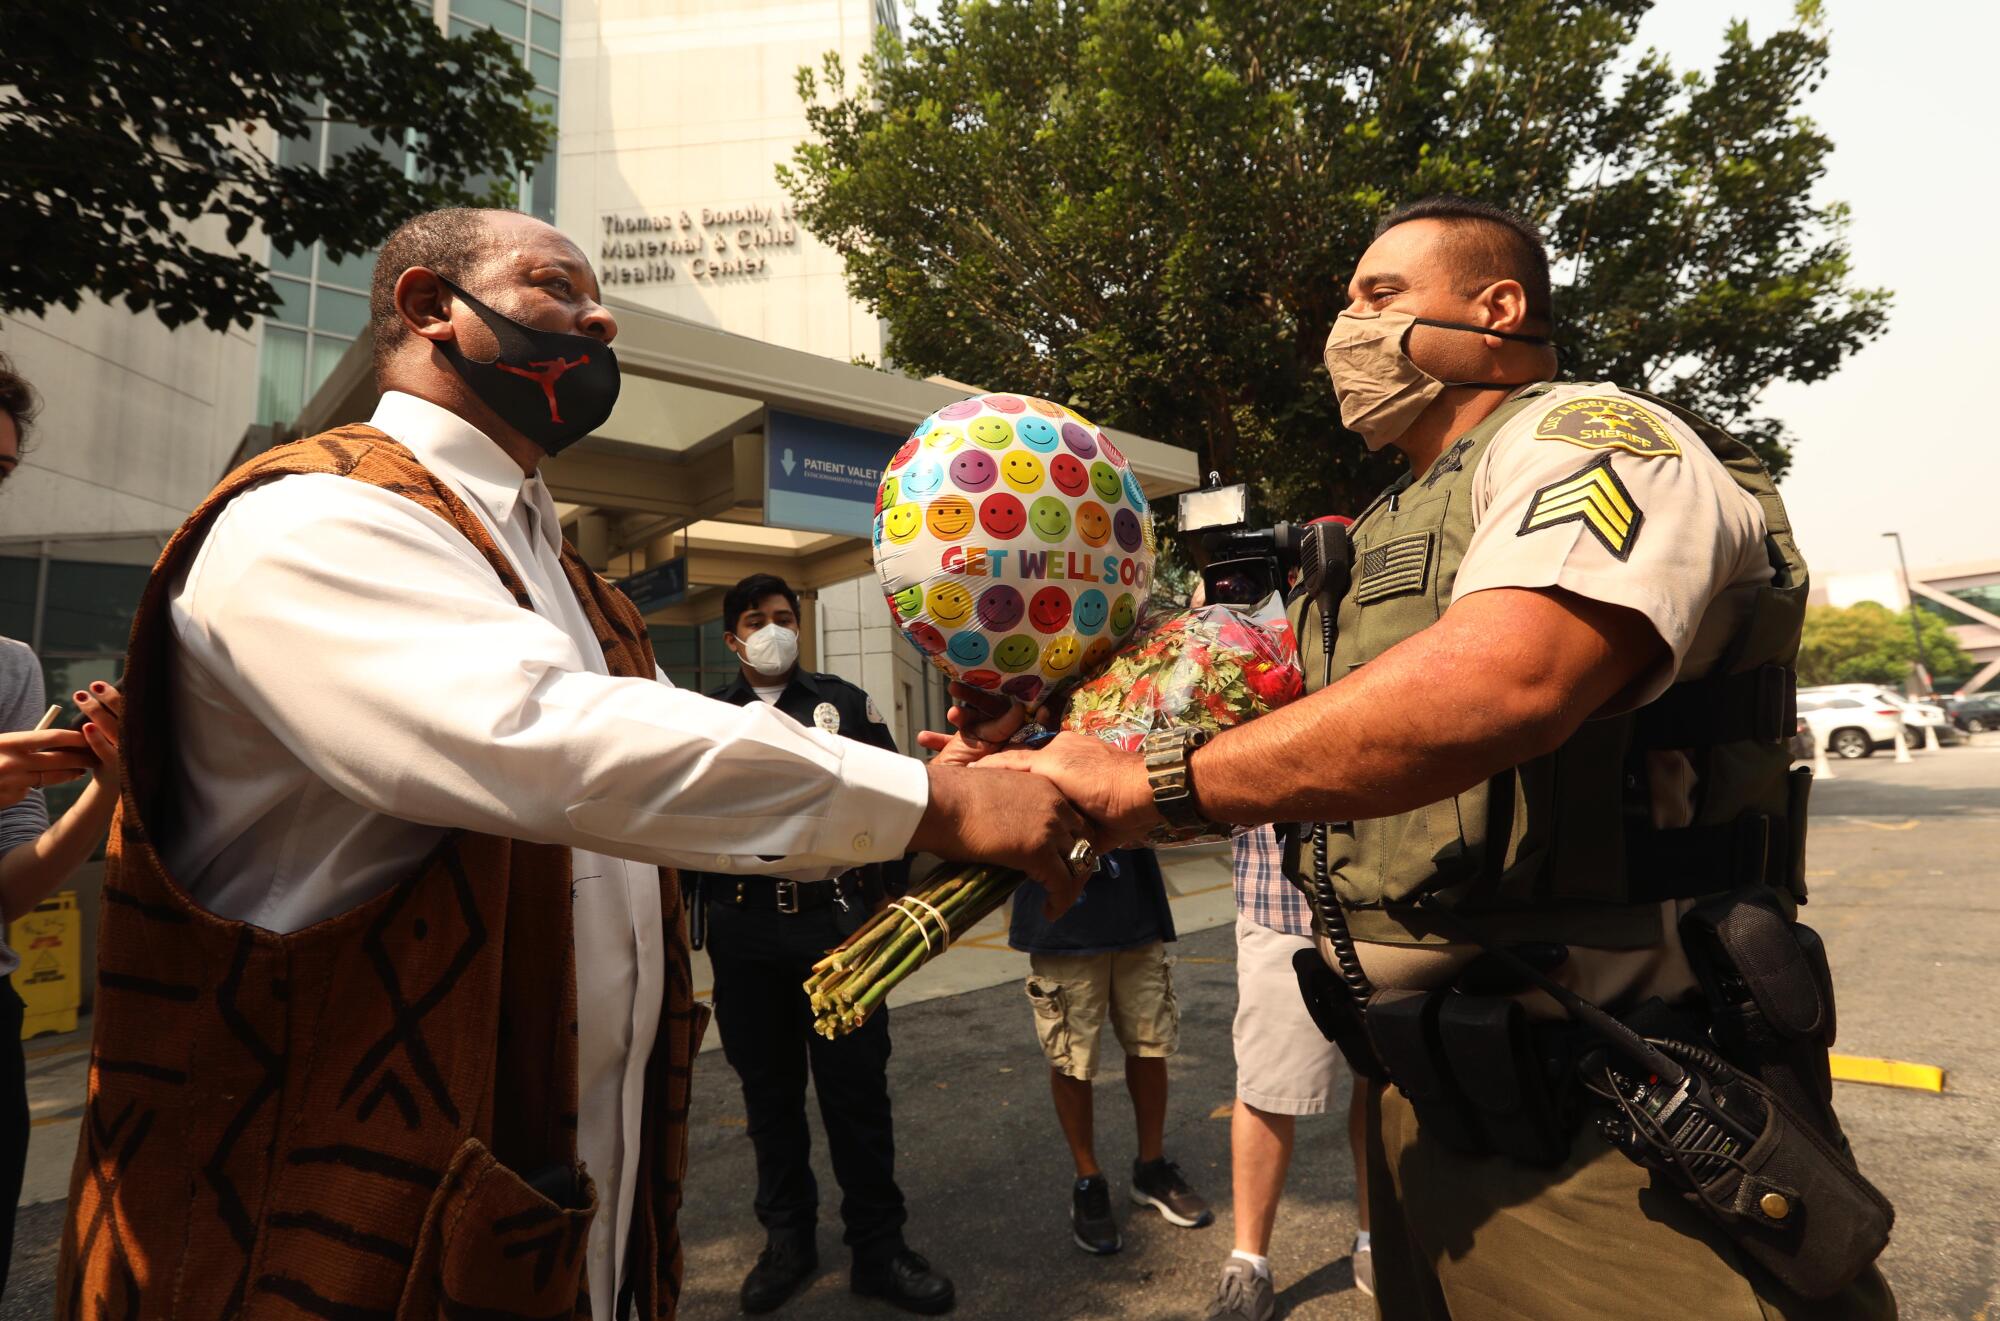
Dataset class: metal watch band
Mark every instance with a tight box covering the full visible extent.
[1143,727,1213,831]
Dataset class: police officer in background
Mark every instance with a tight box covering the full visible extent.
[696,573,954,1316]
[982,198,1894,1318]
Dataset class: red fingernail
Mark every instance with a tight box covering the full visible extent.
[90,683,106,693]
[74,691,87,703]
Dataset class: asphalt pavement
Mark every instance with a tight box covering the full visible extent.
[6,738,1998,1319]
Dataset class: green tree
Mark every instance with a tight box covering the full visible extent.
[1797,602,1970,689]
[782,0,1887,519]
[1,0,554,332]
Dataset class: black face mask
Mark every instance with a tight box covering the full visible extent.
[436,276,621,456]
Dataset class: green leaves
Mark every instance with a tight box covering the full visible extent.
[1799,603,1972,689]
[1,0,554,331]
[784,0,1887,517]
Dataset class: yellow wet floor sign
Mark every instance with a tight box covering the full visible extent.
[8,891,81,1038]
[1829,1053,1944,1093]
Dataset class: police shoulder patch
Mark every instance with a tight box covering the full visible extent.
[865,696,884,725]
[1518,454,1644,561]
[1534,395,1680,459]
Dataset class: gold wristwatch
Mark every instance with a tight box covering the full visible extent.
[1142,727,1214,832]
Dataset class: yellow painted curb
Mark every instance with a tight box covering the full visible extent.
[1829,1053,1944,1093]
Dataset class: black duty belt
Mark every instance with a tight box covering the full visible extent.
[715,874,863,915]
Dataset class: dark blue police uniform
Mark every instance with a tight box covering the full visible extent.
[696,669,915,1268]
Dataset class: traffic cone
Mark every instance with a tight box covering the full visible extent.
[1813,735,1834,780]
[1925,722,1941,752]
[1894,726,1912,763]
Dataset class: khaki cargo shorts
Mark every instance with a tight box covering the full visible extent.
[1233,915,1346,1115]
[1024,942,1178,1080]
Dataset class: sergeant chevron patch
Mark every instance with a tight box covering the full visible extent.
[1518,455,1643,560]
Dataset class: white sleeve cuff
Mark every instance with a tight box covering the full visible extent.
[809,738,930,863]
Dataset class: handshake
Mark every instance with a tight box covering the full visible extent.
[904,682,1164,919]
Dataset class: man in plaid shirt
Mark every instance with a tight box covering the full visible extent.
[1204,825,1373,1321]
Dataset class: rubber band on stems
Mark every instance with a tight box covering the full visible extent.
[886,895,953,954]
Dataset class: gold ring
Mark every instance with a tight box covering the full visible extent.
[1066,840,1098,878]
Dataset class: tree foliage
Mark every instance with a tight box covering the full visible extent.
[1,0,554,331]
[782,0,1888,519]
[1798,602,1970,689]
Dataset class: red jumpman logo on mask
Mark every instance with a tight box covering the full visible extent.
[496,354,591,423]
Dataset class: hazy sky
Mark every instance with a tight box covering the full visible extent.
[1633,1,1999,577]
[902,0,1998,577]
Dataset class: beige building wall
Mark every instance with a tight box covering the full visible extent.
[555,0,887,364]
[0,293,260,541]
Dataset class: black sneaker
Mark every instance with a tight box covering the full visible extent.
[740,1234,817,1313]
[1071,1174,1122,1254]
[1131,1157,1213,1228]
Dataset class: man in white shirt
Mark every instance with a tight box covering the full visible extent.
[62,208,1092,1321]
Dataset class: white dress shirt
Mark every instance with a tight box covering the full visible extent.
[162,390,929,1315]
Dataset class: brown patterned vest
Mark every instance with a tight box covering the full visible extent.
[59,425,707,1320]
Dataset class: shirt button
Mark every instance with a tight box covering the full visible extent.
[852,832,872,852]
[715,854,730,867]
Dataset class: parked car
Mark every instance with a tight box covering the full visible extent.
[1796,692,1905,759]
[1944,693,2000,734]
[1798,684,1962,748]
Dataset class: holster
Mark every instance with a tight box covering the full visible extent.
[1291,947,1385,1081]
[1679,886,1846,1150]
[1361,987,1578,1166]
[1594,1037,1894,1300]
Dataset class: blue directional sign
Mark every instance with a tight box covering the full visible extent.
[765,410,905,539]
[613,556,688,614]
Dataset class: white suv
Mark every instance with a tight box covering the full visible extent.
[1796,691,1906,759]
[1800,684,1958,751]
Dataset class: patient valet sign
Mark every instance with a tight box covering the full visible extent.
[764,411,903,540]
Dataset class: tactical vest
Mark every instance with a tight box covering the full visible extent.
[59,426,707,1320]
[1287,385,1812,949]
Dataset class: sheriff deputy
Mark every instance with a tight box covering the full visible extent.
[984,197,1894,1321]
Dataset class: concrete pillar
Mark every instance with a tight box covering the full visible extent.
[798,590,819,671]
[574,513,611,570]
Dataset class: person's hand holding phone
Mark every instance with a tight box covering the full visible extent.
[0,712,94,808]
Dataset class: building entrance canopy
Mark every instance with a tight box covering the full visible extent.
[291,296,1199,628]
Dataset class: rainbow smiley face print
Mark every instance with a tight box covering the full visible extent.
[873,392,1157,700]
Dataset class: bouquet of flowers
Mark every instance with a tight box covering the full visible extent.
[805,603,1300,1037]
[1062,603,1301,843]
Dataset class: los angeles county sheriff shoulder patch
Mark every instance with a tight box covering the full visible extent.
[1535,395,1680,458]
[1519,454,1643,560]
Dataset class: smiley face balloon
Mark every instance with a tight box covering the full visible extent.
[875,393,1156,700]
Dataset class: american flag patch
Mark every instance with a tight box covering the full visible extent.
[1354,531,1434,604]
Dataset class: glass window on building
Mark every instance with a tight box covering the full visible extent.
[258,326,309,429]
[1914,594,1983,629]
[1946,583,2000,618]
[648,619,740,695]
[455,0,528,39]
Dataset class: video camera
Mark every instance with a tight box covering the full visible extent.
[1177,475,1307,607]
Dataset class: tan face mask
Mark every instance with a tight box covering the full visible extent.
[1322,309,1551,450]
